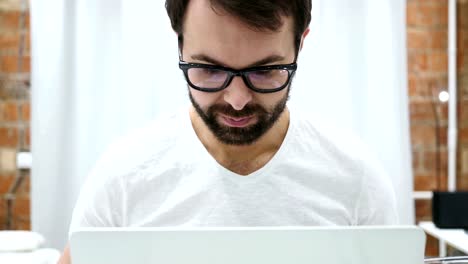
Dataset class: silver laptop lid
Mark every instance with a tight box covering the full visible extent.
[70,226,426,264]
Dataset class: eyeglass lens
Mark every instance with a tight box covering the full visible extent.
[187,68,289,90]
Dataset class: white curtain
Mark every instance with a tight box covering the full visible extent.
[31,0,413,250]
[291,0,414,226]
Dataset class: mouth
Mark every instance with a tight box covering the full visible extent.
[219,114,256,128]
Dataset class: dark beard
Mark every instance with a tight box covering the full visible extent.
[189,90,289,146]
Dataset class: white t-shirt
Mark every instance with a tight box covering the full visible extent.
[69,107,398,235]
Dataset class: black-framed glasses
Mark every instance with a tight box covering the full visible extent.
[179,61,297,93]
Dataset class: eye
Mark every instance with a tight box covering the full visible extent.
[201,68,224,75]
[252,70,274,76]
[248,71,275,81]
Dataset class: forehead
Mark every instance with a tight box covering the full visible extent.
[182,0,295,68]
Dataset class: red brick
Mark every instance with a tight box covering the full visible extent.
[407,75,419,98]
[407,2,419,28]
[423,149,448,177]
[410,124,447,147]
[20,102,29,121]
[457,145,468,190]
[0,127,18,147]
[408,52,428,74]
[412,150,421,171]
[409,100,448,123]
[24,126,29,148]
[12,217,31,231]
[427,51,448,73]
[431,30,448,50]
[0,174,15,194]
[0,56,17,73]
[0,33,20,51]
[407,1,448,28]
[23,13,30,30]
[461,75,468,98]
[0,55,30,73]
[407,51,446,75]
[408,74,448,98]
[12,197,30,218]
[15,174,29,196]
[0,101,19,122]
[407,29,427,50]
[410,124,431,147]
[22,55,30,72]
[460,127,468,141]
[415,199,432,220]
[0,10,21,31]
[458,31,467,60]
[458,175,468,190]
[438,125,448,143]
[0,198,32,231]
[425,235,439,257]
[459,1,468,30]
[459,52,466,72]
[461,30,468,51]
[23,31,30,54]
[414,174,444,191]
[407,28,447,50]
[460,97,468,119]
[0,198,5,223]
[409,101,433,122]
[439,102,449,121]
[1,173,31,198]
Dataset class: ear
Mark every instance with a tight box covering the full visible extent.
[299,28,310,51]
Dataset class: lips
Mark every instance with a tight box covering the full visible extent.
[219,114,255,128]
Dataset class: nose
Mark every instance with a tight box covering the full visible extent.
[223,76,253,110]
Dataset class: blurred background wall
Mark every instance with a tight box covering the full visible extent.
[0,0,30,230]
[408,0,468,212]
[407,0,468,255]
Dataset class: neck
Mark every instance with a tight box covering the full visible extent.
[189,106,290,164]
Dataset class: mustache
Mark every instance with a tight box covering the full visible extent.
[208,104,268,118]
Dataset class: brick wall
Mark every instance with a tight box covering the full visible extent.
[407,0,468,256]
[0,0,31,230]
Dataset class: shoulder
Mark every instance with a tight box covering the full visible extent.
[289,107,398,224]
[76,108,194,201]
[289,107,372,170]
[95,108,190,177]
[69,108,193,231]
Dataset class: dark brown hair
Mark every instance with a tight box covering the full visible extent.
[165,0,312,51]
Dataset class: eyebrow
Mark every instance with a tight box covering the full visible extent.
[190,54,286,68]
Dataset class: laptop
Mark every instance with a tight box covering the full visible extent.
[70,226,426,264]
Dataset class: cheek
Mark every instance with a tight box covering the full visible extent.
[190,88,222,108]
[253,89,288,107]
